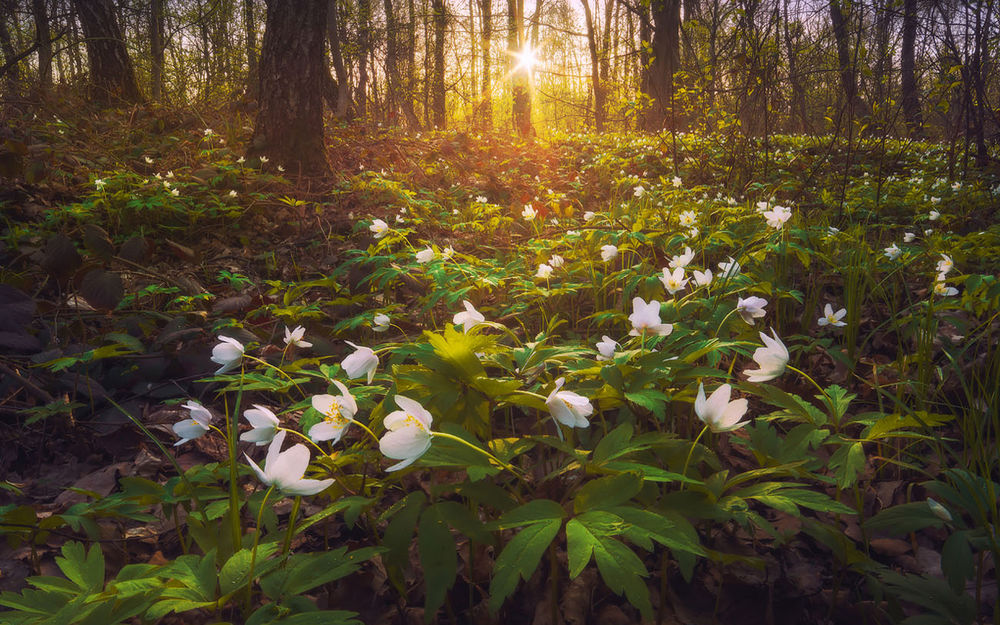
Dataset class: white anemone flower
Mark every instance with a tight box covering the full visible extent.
[245,431,334,496]
[372,313,391,332]
[240,405,280,446]
[669,247,695,269]
[694,383,749,433]
[283,325,312,348]
[415,246,435,264]
[545,377,593,437]
[883,244,902,260]
[628,297,673,337]
[744,329,789,382]
[736,296,768,325]
[211,336,245,374]
[549,254,565,268]
[718,257,741,280]
[521,205,538,221]
[309,381,358,443]
[595,335,618,361]
[933,279,958,297]
[536,264,553,279]
[369,218,390,239]
[453,300,485,332]
[936,254,954,275]
[763,205,792,228]
[379,396,434,471]
[600,244,618,262]
[173,401,213,446]
[342,341,379,383]
[672,176,682,188]
[692,268,713,286]
[817,304,847,328]
[660,267,689,295]
[583,211,596,222]
[903,232,916,243]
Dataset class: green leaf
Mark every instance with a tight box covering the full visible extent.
[219,544,279,596]
[381,491,426,571]
[821,385,855,424]
[593,423,633,464]
[593,537,652,620]
[574,473,643,513]
[488,518,562,615]
[419,505,457,621]
[941,531,973,594]
[55,542,105,593]
[493,499,565,530]
[566,518,599,579]
[863,502,946,535]
[828,441,866,488]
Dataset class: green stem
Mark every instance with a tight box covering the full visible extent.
[245,485,274,612]
[787,364,836,426]
[679,425,710,491]
[282,496,302,555]
[243,355,308,399]
[431,431,527,481]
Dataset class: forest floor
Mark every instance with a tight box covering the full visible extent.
[1,99,999,625]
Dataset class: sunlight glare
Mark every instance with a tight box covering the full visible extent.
[511,44,541,74]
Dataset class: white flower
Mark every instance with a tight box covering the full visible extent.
[369,218,389,239]
[736,296,768,325]
[536,263,553,279]
[372,313,390,332]
[228,190,238,198]
[692,268,713,286]
[476,195,488,204]
[170,188,180,197]
[414,246,435,264]
[237,156,246,164]
[94,178,106,190]
[924,228,934,236]
[379,396,434,471]
[951,182,961,191]
[718,257,741,280]
[259,155,269,164]
[903,232,916,243]
[763,205,792,228]
[583,211,596,222]
[453,300,485,332]
[277,165,285,172]
[818,303,847,327]
[756,201,770,213]
[203,128,214,136]
[933,279,958,297]
[595,335,618,361]
[827,226,840,236]
[549,254,565,268]
[545,377,593,434]
[659,267,689,295]
[628,297,673,337]
[600,244,618,262]
[928,209,940,220]
[283,325,312,348]
[166,170,174,178]
[241,405,280,446]
[173,401,213,446]
[521,205,538,221]
[694,383,749,433]
[144,156,154,164]
[309,381,358,443]
[245,431,334,496]
[211,336,244,374]
[936,254,954,275]
[672,176,682,188]
[633,185,645,198]
[342,341,378,383]
[927,498,953,522]
[441,245,455,259]
[883,244,902,260]
[669,246,695,269]
[678,210,698,227]
[929,197,940,205]
[744,329,789,382]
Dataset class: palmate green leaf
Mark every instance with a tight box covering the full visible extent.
[828,440,867,489]
[260,547,381,599]
[381,491,426,571]
[751,383,827,426]
[55,542,105,593]
[219,543,279,596]
[145,598,217,621]
[492,498,565,530]
[419,504,457,622]
[574,473,643,513]
[592,537,653,621]
[488,518,562,615]
[863,411,954,441]
[566,517,601,579]
[863,502,947,535]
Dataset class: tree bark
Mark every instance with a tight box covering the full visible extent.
[327,0,350,118]
[479,0,492,130]
[244,0,258,99]
[358,0,371,119]
[581,0,605,131]
[643,0,681,130]
[900,0,921,136]
[150,0,164,100]
[250,0,329,174]
[829,0,865,118]
[431,0,447,128]
[71,0,142,103]
[32,0,52,89]
[384,0,401,124]
[508,0,532,137]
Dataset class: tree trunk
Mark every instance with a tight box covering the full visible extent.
[581,0,604,131]
[327,0,351,118]
[71,0,142,103]
[479,0,492,130]
[900,0,921,136]
[250,0,329,174]
[431,0,447,128]
[782,0,808,133]
[403,0,419,127]
[150,0,164,100]
[358,0,371,119]
[643,0,681,130]
[244,0,258,98]
[508,0,531,137]
[384,0,401,124]
[0,0,18,96]
[33,0,52,89]
[829,0,864,118]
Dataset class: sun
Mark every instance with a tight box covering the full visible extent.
[511,44,541,74]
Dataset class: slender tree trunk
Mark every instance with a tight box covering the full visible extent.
[384,0,400,124]
[782,0,807,133]
[33,0,52,89]
[244,0,258,98]
[404,0,419,126]
[71,0,142,103]
[431,0,446,127]
[508,0,531,136]
[149,0,164,100]
[250,0,329,174]
[581,0,604,131]
[829,0,864,119]
[479,0,492,130]
[900,0,921,136]
[0,0,18,96]
[327,0,350,118]
[358,0,371,119]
